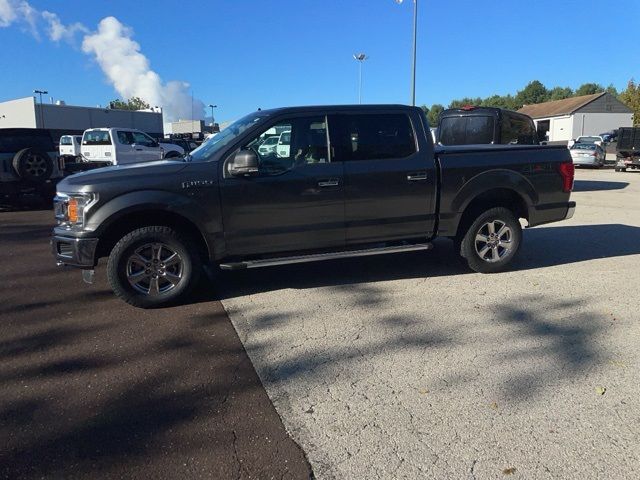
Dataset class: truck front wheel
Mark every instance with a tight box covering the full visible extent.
[459,207,522,274]
[107,226,202,308]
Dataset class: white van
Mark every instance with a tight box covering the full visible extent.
[59,135,83,161]
[81,128,185,165]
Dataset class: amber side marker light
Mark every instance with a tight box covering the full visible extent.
[67,198,79,223]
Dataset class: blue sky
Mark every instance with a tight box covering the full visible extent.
[1,0,639,123]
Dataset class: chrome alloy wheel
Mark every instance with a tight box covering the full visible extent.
[474,220,513,263]
[126,242,183,296]
[24,154,48,177]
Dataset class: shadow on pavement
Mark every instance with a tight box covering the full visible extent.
[573,179,629,191]
[207,224,640,301]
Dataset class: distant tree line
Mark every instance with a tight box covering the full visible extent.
[422,79,640,127]
[108,97,151,111]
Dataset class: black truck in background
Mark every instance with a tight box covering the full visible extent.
[51,105,576,308]
[615,127,640,171]
[1,128,64,204]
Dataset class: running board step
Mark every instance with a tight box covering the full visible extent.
[219,243,433,270]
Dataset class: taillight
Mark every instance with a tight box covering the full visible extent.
[559,162,574,192]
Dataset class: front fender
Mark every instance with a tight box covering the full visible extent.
[86,190,221,256]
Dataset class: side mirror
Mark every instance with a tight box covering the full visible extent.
[229,150,259,176]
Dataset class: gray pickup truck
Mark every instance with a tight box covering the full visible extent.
[52,105,576,308]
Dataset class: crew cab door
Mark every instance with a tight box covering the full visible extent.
[329,111,437,244]
[219,115,345,256]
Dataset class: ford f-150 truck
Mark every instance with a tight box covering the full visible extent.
[51,105,576,308]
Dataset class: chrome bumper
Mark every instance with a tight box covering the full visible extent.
[51,235,99,268]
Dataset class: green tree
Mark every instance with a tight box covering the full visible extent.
[515,80,549,107]
[109,96,151,110]
[575,83,604,96]
[605,83,619,97]
[481,94,519,110]
[548,86,573,101]
[448,97,483,109]
[619,79,640,126]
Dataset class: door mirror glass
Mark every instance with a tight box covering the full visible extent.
[229,150,259,176]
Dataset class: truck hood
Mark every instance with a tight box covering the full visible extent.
[57,160,188,192]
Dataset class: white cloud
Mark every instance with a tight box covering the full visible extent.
[42,10,88,43]
[2,2,205,122]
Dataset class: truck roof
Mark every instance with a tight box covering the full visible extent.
[256,104,421,115]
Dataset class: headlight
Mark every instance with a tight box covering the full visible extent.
[54,192,98,229]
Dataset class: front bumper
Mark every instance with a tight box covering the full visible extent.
[51,235,99,268]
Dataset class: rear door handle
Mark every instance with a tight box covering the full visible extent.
[407,172,428,182]
[135,148,143,151]
[318,178,340,187]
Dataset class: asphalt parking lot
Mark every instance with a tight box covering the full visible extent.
[0,210,311,478]
[220,168,640,478]
[1,167,639,479]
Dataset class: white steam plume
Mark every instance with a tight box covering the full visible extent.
[82,17,204,121]
[0,1,205,122]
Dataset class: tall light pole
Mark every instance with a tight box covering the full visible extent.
[394,0,418,106]
[33,89,48,128]
[353,53,368,104]
[207,104,217,128]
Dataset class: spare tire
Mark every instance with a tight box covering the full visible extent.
[12,148,53,182]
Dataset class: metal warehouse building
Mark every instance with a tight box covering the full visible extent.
[518,92,633,143]
[0,97,163,139]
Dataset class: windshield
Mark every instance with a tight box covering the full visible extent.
[189,112,270,162]
[577,136,600,143]
[572,144,596,150]
[264,137,278,145]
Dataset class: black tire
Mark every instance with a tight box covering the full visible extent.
[459,207,522,274]
[107,226,202,308]
[12,148,53,182]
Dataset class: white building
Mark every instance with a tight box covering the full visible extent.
[0,96,164,138]
[518,92,633,143]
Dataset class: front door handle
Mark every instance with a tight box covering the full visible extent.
[135,148,143,151]
[407,172,427,182]
[318,178,340,187]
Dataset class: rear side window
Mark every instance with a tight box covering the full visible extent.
[332,114,416,161]
[83,131,111,145]
[117,131,134,145]
[501,114,537,145]
[0,132,55,153]
[439,116,495,145]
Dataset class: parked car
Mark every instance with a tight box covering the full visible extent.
[568,135,605,148]
[569,143,605,167]
[51,105,575,308]
[599,130,618,144]
[615,127,640,172]
[159,137,199,153]
[59,135,83,162]
[80,128,184,165]
[436,106,538,146]
[257,136,279,156]
[1,128,63,202]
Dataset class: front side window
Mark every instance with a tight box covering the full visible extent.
[331,114,416,161]
[439,116,495,145]
[242,116,328,175]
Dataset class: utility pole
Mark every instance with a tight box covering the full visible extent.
[394,0,418,106]
[33,89,48,128]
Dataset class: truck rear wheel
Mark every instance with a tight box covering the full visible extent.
[459,207,522,274]
[107,226,202,308]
